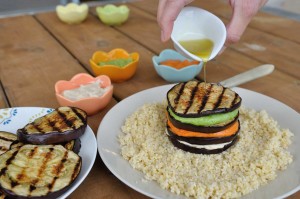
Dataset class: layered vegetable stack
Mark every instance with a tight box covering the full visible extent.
[166,80,242,154]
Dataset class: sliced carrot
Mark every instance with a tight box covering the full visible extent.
[167,119,239,138]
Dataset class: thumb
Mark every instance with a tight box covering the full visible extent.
[158,0,193,42]
[226,14,251,46]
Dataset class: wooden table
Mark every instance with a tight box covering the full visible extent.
[0,0,299,198]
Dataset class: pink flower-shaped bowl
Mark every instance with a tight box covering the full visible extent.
[55,73,113,115]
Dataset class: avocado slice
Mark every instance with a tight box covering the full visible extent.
[168,108,239,126]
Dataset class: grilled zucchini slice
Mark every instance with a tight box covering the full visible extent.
[167,81,242,117]
[0,144,82,198]
[0,131,17,155]
[17,107,87,145]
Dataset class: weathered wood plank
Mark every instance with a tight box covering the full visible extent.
[35,12,168,100]
[0,15,146,199]
[0,16,88,108]
[69,155,148,199]
[0,82,8,109]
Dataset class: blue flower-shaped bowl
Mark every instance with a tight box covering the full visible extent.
[152,49,204,83]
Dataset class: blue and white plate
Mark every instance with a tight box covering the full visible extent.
[0,107,97,199]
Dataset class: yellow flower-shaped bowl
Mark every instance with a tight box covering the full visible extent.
[56,3,88,24]
[96,4,129,26]
[89,48,139,83]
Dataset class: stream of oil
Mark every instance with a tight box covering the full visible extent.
[178,38,214,90]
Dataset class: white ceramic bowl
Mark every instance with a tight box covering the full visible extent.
[171,7,226,61]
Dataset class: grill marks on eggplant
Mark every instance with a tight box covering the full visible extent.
[71,158,82,181]
[0,135,16,143]
[183,81,200,114]
[197,83,212,113]
[17,107,87,145]
[48,150,68,192]
[0,145,82,198]
[173,82,186,110]
[0,107,85,198]
[10,139,81,154]
[0,149,18,179]
[167,81,241,116]
[0,131,18,155]
[166,81,242,154]
[22,107,86,135]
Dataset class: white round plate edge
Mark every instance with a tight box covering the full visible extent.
[97,85,300,199]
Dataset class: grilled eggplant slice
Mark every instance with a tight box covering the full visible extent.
[61,138,81,154]
[17,107,87,145]
[9,140,24,149]
[0,131,17,155]
[168,134,238,154]
[10,139,81,154]
[167,81,242,117]
[0,190,8,199]
[0,144,82,199]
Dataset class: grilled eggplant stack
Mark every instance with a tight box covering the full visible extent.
[0,144,81,199]
[17,107,87,145]
[166,81,242,154]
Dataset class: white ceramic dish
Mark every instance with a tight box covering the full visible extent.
[171,7,226,61]
[97,85,300,199]
[0,107,97,199]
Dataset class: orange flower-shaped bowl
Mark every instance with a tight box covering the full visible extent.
[55,73,113,115]
[89,48,139,82]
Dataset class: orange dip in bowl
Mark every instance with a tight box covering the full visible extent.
[160,59,200,70]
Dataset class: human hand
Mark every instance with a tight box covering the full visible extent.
[157,0,268,49]
[224,0,268,47]
[157,0,193,42]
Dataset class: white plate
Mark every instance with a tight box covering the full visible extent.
[97,85,300,199]
[0,107,97,199]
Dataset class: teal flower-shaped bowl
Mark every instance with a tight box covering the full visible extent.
[152,49,204,83]
[96,4,129,26]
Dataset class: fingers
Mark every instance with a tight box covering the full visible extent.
[158,0,186,42]
[226,0,252,46]
[157,0,167,23]
[225,13,251,46]
[225,0,268,46]
[157,0,192,42]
